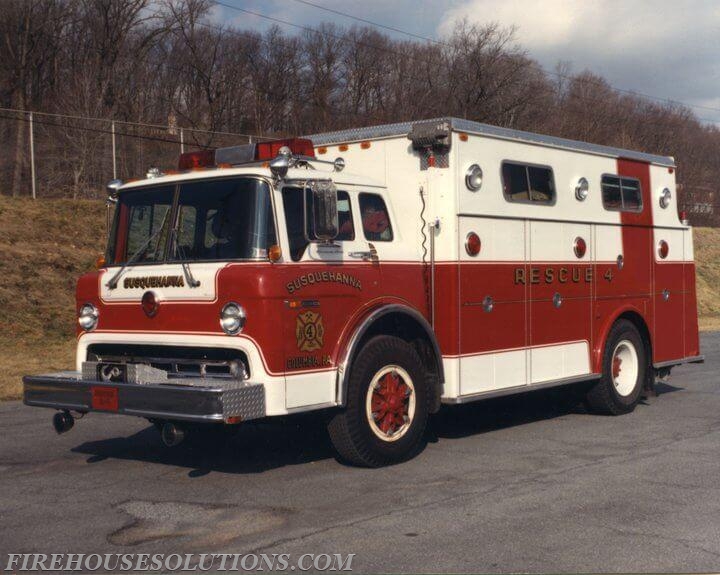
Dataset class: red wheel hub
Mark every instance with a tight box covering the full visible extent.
[612,355,623,379]
[371,371,410,435]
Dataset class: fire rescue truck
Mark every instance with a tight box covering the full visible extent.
[23,118,703,467]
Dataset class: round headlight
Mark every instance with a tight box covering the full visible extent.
[660,188,672,209]
[78,303,98,331]
[575,177,589,201]
[465,164,483,191]
[220,302,246,335]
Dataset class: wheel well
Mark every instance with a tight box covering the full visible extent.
[349,311,443,412]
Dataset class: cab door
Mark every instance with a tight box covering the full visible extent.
[276,185,381,410]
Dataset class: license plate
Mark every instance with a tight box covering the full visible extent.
[91,386,119,412]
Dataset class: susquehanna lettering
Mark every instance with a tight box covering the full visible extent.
[286,272,362,294]
[123,275,185,289]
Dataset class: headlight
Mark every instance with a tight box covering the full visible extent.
[220,302,246,335]
[78,303,98,331]
[465,164,483,191]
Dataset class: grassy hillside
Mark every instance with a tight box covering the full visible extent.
[0,196,106,399]
[1,196,718,400]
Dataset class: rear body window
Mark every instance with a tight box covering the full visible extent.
[359,193,393,241]
[501,162,555,204]
[601,175,643,212]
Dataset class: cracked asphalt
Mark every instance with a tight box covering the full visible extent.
[1,332,719,573]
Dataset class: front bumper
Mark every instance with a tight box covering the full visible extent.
[23,372,266,423]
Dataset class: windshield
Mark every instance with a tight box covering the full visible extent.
[106,178,276,265]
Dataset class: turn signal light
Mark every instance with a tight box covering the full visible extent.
[95,254,106,269]
[268,244,282,262]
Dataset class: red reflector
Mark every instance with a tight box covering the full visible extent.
[255,138,315,160]
[465,232,481,256]
[573,236,587,259]
[658,240,669,259]
[92,387,118,412]
[178,149,215,170]
[142,290,159,318]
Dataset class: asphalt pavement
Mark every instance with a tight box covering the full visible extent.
[1,333,720,573]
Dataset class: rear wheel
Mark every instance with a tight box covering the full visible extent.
[327,335,430,467]
[586,319,646,415]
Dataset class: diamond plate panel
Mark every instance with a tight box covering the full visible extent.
[127,364,167,385]
[82,362,98,381]
[221,383,265,421]
[307,117,674,167]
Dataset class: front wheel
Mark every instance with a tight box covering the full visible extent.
[586,319,647,415]
[327,336,430,467]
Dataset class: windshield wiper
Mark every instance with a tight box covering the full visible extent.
[106,210,171,290]
[171,227,200,288]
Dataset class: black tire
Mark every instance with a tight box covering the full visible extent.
[327,335,431,467]
[586,319,647,415]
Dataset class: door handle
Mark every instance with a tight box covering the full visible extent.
[348,243,379,262]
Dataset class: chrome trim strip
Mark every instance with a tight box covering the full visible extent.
[307,117,675,167]
[443,373,600,405]
[336,304,444,406]
[653,355,705,369]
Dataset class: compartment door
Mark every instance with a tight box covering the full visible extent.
[458,216,527,396]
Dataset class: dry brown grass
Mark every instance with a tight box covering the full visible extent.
[1,197,718,400]
[0,196,106,400]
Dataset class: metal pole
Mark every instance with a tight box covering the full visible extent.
[111,120,117,179]
[180,128,184,154]
[29,112,36,199]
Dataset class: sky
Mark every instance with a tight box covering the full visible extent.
[213,0,720,127]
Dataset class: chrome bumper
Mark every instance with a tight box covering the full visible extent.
[23,372,266,423]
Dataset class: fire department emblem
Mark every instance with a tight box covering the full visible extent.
[296,311,325,352]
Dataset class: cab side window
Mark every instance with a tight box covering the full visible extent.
[282,188,355,261]
[336,192,355,241]
[359,193,393,241]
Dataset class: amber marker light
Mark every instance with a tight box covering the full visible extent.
[95,254,106,269]
[268,244,282,262]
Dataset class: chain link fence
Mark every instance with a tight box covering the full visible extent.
[0,109,268,200]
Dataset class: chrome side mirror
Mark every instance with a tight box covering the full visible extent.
[308,180,338,241]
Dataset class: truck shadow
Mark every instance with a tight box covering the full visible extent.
[431,380,682,440]
[72,381,683,475]
[72,413,337,475]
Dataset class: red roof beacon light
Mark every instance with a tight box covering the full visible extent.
[178,149,215,170]
[255,138,315,160]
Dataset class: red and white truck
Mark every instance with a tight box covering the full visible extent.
[23,118,703,466]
